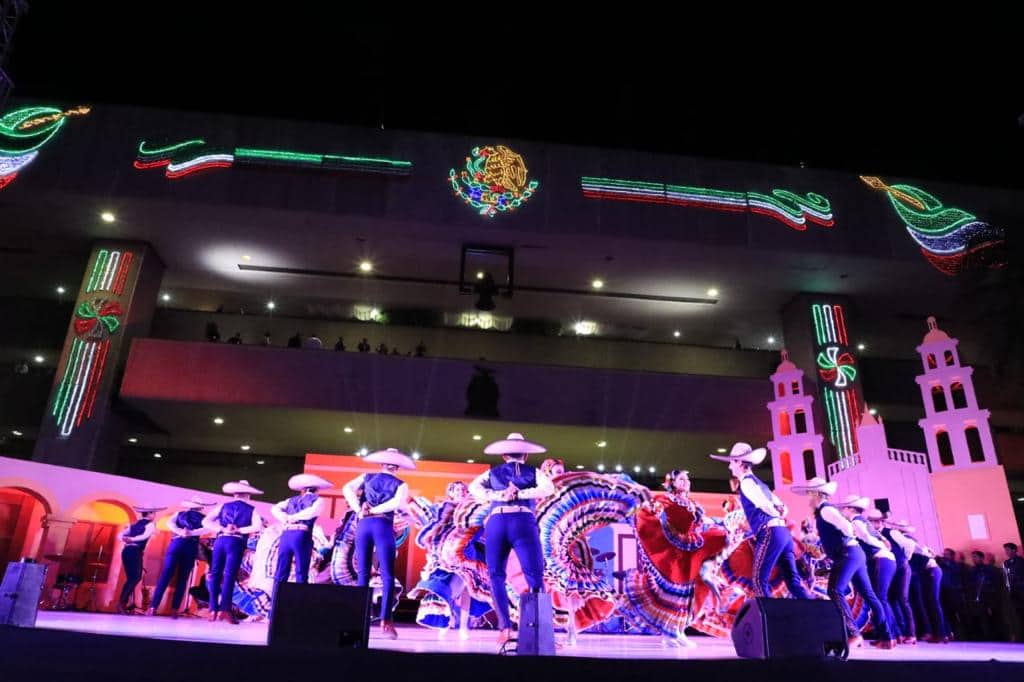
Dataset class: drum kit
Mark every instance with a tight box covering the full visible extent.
[39,551,107,612]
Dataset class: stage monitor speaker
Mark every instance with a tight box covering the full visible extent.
[268,583,370,650]
[0,561,47,628]
[731,597,847,660]
[516,591,555,656]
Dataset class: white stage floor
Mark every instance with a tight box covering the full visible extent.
[34,611,1024,662]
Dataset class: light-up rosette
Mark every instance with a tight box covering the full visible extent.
[817,345,857,389]
[73,299,123,341]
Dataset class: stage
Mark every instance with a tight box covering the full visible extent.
[23,611,1024,664]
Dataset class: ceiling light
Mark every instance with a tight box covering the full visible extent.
[673,330,681,338]
[597,441,607,448]
[153,452,162,459]
[591,279,604,290]
[128,437,138,444]
[472,435,482,441]
[11,430,23,437]
[161,293,171,302]
[100,211,116,223]
[56,286,66,295]
[33,355,44,364]
[706,287,719,297]
[359,261,373,273]
[857,343,866,351]
[213,417,224,425]
[266,301,275,310]
[240,444,251,451]
[256,460,265,465]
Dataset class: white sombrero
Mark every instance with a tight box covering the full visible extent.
[866,508,885,521]
[839,494,871,511]
[288,473,334,491]
[484,432,547,456]
[790,477,838,497]
[180,496,213,509]
[132,504,167,514]
[222,479,264,496]
[709,441,767,464]
[365,448,417,470]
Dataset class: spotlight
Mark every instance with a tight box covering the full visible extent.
[706,287,719,297]
[412,452,421,460]
[633,466,641,473]
[128,437,138,444]
[359,261,373,273]
[100,211,116,223]
[467,459,475,464]
[240,444,251,451]
[597,441,607,448]
[153,452,162,459]
[717,448,727,453]
[591,279,604,290]
[673,330,681,338]
[472,435,482,441]
[476,271,485,280]
[241,254,252,262]
[767,336,776,344]
[344,427,353,433]
[266,301,276,310]
[597,464,605,472]
[614,465,623,472]
[576,465,585,470]
[56,286,66,295]
[213,417,225,425]
[357,448,368,456]
[869,408,878,416]
[33,355,44,364]
[161,293,171,302]
[857,343,866,351]
[256,460,265,465]
[11,430,23,437]
[648,466,656,473]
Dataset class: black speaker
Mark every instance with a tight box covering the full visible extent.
[516,591,555,656]
[268,583,370,649]
[0,561,47,628]
[731,597,847,659]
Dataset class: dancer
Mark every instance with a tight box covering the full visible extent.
[469,432,553,646]
[118,504,164,614]
[710,442,811,599]
[881,518,918,644]
[840,496,898,647]
[905,527,950,643]
[148,496,212,617]
[202,480,264,623]
[792,478,894,649]
[270,473,332,587]
[342,447,415,640]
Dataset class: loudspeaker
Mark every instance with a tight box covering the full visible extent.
[0,561,47,628]
[731,597,847,660]
[268,583,370,650]
[516,591,555,656]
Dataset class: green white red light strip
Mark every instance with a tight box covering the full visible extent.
[811,303,859,458]
[581,176,834,230]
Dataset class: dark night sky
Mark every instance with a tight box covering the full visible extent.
[5,6,1023,187]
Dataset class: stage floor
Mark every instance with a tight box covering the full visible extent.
[34,611,1024,662]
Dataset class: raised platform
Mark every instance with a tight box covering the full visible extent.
[2,612,1021,682]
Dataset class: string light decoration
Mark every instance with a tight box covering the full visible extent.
[134,139,413,179]
[0,106,90,191]
[580,177,834,230]
[860,176,1006,276]
[449,145,539,216]
[51,249,133,438]
[811,303,859,458]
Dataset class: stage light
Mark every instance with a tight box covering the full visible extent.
[100,211,116,223]
[573,321,597,336]
[597,464,605,471]
[412,452,421,460]
[33,355,44,364]
[615,465,623,472]
[213,417,225,425]
[11,430,23,437]
[472,434,482,441]
[344,427,353,433]
[240,444,251,451]
[706,287,719,297]
[476,271,485,280]
[591,279,604,290]
[576,465,585,470]
[717,448,727,453]
[673,330,681,338]
[648,466,656,473]
[857,343,866,351]
[241,254,251,262]
[161,293,171,302]
[869,408,878,416]
[767,336,776,344]
[359,261,373,273]
[597,441,607,448]
[467,459,475,464]
[257,460,265,465]
[56,286,66,295]
[633,466,641,473]
[153,452,162,459]
[128,437,138,444]
[266,301,275,310]
[357,448,368,456]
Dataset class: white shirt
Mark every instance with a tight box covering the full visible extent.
[271,496,325,524]
[887,528,917,558]
[468,467,555,503]
[201,501,264,535]
[123,520,155,543]
[341,474,410,515]
[739,476,784,518]
[852,517,895,560]
[817,502,854,537]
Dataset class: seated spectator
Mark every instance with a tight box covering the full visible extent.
[334,337,346,352]
[205,322,221,342]
[227,332,243,345]
[287,333,302,349]
[357,338,370,353]
[376,342,388,354]
[415,340,426,357]
[304,334,324,350]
